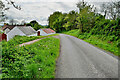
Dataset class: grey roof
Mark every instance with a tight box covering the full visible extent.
[17,26,37,35]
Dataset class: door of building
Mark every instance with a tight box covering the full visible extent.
[38,31,40,36]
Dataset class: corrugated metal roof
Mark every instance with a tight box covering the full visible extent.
[41,28,55,34]
[2,25,15,30]
[2,25,26,31]
[17,26,37,35]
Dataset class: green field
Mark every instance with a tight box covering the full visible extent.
[2,36,60,78]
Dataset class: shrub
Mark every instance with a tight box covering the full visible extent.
[2,37,60,78]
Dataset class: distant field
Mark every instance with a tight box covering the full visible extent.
[2,36,60,78]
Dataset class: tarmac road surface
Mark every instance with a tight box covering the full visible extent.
[55,34,118,78]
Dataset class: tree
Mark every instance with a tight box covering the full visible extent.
[26,23,32,26]
[100,3,107,18]
[30,20,39,27]
[63,10,78,30]
[76,1,96,33]
[0,0,21,22]
[52,13,66,32]
[48,11,79,32]
[29,20,43,30]
[101,1,120,20]
[0,1,5,22]
[9,19,17,25]
[34,23,42,30]
[48,11,62,31]
[76,0,87,13]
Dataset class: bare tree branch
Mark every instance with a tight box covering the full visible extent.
[0,0,21,22]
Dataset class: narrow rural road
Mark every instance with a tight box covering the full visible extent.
[55,34,118,78]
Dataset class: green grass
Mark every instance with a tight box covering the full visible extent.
[63,29,119,56]
[2,36,60,78]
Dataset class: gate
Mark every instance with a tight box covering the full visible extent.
[0,33,7,41]
[38,31,40,36]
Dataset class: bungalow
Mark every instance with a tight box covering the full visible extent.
[6,26,37,41]
[2,25,15,34]
[37,28,56,36]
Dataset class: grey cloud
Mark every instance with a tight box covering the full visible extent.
[5,2,105,25]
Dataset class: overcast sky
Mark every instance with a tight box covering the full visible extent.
[2,0,119,25]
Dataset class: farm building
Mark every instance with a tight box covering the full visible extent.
[6,26,37,41]
[2,25,28,34]
[37,28,56,36]
[2,25,15,34]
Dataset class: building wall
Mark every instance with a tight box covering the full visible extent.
[39,29,48,36]
[28,33,37,36]
[37,29,56,36]
[7,27,26,41]
[45,32,56,36]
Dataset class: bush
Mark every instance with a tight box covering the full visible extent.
[2,37,60,78]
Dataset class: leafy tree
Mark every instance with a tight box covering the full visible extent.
[33,23,42,30]
[30,20,39,27]
[63,11,78,31]
[52,13,66,32]
[48,11,62,31]
[48,11,78,32]
[28,20,44,30]
[26,23,32,26]
[76,1,96,33]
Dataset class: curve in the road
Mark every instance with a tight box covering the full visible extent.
[55,34,118,78]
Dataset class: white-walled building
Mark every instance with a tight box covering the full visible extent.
[6,26,37,41]
[37,28,56,36]
[4,28,11,34]
[2,25,15,34]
